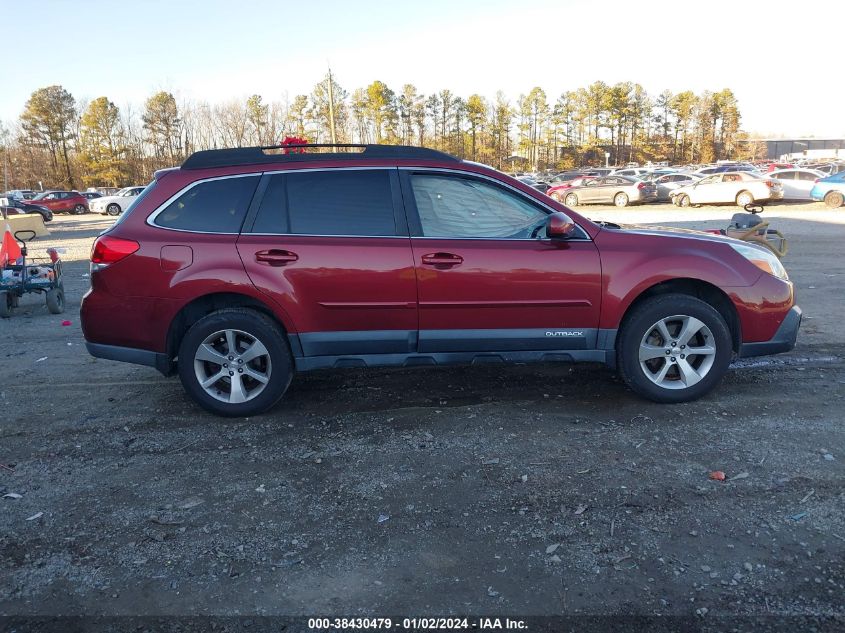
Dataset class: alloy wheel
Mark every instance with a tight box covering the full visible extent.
[638,315,716,389]
[194,329,272,404]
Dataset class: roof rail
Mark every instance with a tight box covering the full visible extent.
[181,144,460,170]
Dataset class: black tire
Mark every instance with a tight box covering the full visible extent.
[177,308,293,417]
[0,292,11,318]
[73,204,87,215]
[616,294,733,403]
[677,194,691,208]
[614,192,629,207]
[824,191,844,208]
[46,287,65,314]
[106,203,121,216]
[564,193,579,207]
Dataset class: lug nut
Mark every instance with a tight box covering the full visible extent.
[228,371,234,376]
[238,359,243,364]
[223,363,228,368]
[665,350,670,355]
[680,354,686,359]
[228,356,234,361]
[238,368,243,373]
[670,357,676,362]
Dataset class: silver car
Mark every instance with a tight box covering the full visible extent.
[768,168,826,201]
[562,176,658,207]
[649,172,702,202]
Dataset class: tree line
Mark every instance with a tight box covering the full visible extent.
[0,76,747,190]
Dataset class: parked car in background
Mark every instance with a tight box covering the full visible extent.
[545,176,596,201]
[516,176,550,194]
[562,176,658,207]
[0,197,53,221]
[649,172,702,202]
[89,186,146,216]
[766,162,795,172]
[611,167,652,178]
[30,190,89,214]
[80,143,800,416]
[5,189,37,200]
[672,172,783,207]
[82,191,103,200]
[768,168,826,201]
[810,171,845,208]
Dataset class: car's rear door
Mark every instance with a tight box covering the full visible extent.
[400,169,602,353]
[238,168,418,358]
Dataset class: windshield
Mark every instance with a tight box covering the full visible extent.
[32,192,49,200]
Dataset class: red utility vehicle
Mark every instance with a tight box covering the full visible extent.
[81,144,801,416]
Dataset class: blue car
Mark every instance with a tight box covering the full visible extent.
[810,171,845,207]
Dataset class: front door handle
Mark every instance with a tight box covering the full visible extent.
[421,252,463,267]
[255,249,298,266]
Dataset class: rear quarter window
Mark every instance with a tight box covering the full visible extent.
[153,176,259,233]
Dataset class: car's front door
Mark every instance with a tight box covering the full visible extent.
[401,170,602,353]
[579,177,605,203]
[238,168,418,358]
[690,175,720,204]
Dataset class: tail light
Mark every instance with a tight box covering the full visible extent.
[91,235,139,269]
[637,182,646,190]
[765,180,775,187]
[814,178,821,183]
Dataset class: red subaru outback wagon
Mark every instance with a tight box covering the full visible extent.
[80,144,800,416]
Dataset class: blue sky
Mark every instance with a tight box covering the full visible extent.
[2,0,842,137]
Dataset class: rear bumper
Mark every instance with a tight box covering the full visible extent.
[85,342,174,375]
[738,305,802,358]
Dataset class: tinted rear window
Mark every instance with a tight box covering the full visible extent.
[155,176,259,233]
[251,169,396,236]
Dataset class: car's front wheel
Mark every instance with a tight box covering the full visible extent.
[177,308,293,417]
[617,294,732,403]
[106,203,121,216]
[614,192,629,207]
[676,194,691,208]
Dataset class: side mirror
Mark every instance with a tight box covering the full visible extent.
[547,212,576,239]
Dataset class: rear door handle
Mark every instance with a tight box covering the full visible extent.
[255,249,298,266]
[421,252,463,267]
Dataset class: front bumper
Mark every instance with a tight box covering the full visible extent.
[738,305,802,358]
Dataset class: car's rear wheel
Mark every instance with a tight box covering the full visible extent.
[617,294,732,403]
[73,204,86,215]
[736,191,754,207]
[677,194,691,208]
[614,192,629,207]
[824,191,844,208]
[178,308,293,417]
[106,203,121,216]
[564,193,579,207]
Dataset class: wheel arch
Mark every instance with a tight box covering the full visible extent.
[165,292,294,370]
[616,278,741,354]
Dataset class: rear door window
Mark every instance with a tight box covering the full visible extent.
[250,169,397,236]
[154,175,259,233]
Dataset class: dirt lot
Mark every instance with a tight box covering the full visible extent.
[1,203,843,628]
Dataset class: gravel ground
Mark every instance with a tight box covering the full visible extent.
[1,203,843,629]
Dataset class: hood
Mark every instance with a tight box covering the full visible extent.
[595,221,743,246]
